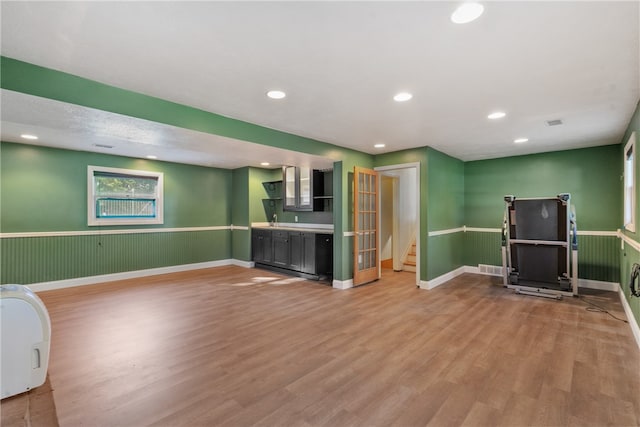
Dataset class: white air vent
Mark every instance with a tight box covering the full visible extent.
[93,144,114,149]
[546,119,563,126]
[478,264,503,276]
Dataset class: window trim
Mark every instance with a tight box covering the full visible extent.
[88,165,164,226]
[624,132,636,233]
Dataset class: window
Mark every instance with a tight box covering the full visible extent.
[88,166,163,226]
[624,132,636,232]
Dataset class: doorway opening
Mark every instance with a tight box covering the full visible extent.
[375,163,420,287]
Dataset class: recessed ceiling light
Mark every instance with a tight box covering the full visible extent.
[514,138,529,144]
[488,111,506,119]
[146,155,157,159]
[20,134,38,140]
[451,2,485,24]
[260,162,270,166]
[266,90,286,99]
[393,92,413,102]
[374,143,386,148]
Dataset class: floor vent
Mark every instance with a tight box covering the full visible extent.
[478,264,503,276]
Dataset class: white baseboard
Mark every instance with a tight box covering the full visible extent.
[421,266,466,290]
[420,265,620,293]
[232,259,255,268]
[29,259,252,292]
[464,265,482,275]
[332,279,353,290]
[618,288,640,351]
[579,278,619,292]
[467,264,619,292]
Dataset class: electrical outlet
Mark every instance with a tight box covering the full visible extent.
[295,215,298,222]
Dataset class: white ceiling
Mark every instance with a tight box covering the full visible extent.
[0,89,335,170]
[1,1,639,166]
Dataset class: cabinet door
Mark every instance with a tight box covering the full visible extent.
[315,234,333,276]
[284,166,297,210]
[272,230,290,267]
[289,232,303,271]
[251,229,272,264]
[301,232,316,274]
[262,231,273,263]
[297,167,313,211]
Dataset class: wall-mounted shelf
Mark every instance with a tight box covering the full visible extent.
[261,169,332,213]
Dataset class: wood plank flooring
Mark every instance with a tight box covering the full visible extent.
[26,267,640,426]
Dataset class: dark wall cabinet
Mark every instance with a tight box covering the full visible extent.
[252,228,333,280]
[282,167,333,212]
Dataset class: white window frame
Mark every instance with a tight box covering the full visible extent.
[88,165,164,226]
[624,132,636,232]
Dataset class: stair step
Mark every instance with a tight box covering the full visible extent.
[403,260,416,266]
[403,264,416,272]
[405,254,416,263]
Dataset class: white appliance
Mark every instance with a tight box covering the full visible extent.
[1,284,51,399]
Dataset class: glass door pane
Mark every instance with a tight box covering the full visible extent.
[299,167,311,209]
[284,166,296,209]
[353,166,379,286]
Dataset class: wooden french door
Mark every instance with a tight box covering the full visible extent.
[353,166,380,286]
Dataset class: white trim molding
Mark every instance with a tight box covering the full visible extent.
[232,259,255,268]
[618,287,640,350]
[421,266,466,290]
[576,230,619,237]
[428,227,619,236]
[0,226,231,239]
[343,231,355,237]
[420,264,620,293]
[619,231,640,252]
[427,227,465,237]
[464,227,501,233]
[28,259,246,292]
[231,225,250,231]
[332,279,353,290]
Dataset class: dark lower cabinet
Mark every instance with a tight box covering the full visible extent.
[289,232,303,271]
[315,234,333,277]
[271,230,290,268]
[251,229,272,264]
[301,233,316,274]
[252,228,333,280]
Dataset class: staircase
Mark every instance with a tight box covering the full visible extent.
[403,239,417,272]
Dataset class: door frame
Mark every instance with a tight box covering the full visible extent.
[374,162,421,286]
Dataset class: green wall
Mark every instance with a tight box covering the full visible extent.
[426,148,465,280]
[619,100,640,328]
[463,144,622,283]
[0,142,232,284]
[464,145,621,230]
[231,167,250,261]
[1,142,231,232]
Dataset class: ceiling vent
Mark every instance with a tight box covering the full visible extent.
[93,143,114,149]
[546,119,563,126]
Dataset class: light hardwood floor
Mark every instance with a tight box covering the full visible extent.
[29,266,640,426]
